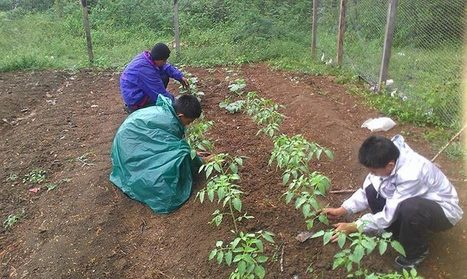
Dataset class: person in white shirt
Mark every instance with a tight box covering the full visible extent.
[322,135,463,269]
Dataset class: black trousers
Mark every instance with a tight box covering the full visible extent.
[161,74,169,88]
[365,184,453,259]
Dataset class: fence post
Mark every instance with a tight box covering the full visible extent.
[378,0,398,91]
[80,0,94,64]
[54,0,63,18]
[336,0,346,65]
[311,0,318,59]
[173,0,181,58]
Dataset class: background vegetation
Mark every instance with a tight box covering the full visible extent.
[0,0,464,131]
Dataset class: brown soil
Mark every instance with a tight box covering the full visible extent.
[0,64,466,279]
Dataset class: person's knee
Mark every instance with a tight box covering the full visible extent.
[397,198,424,220]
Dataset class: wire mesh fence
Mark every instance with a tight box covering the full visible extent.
[388,0,464,126]
[1,0,465,127]
[316,0,465,127]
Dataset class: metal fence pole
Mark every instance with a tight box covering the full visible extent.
[311,0,318,59]
[80,0,93,64]
[378,0,398,91]
[336,0,346,65]
[173,0,181,58]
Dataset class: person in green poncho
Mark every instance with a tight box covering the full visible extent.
[109,94,205,213]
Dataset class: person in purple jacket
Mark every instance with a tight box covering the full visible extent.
[120,42,190,113]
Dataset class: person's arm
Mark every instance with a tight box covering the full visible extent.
[356,167,429,233]
[163,63,184,80]
[138,69,174,102]
[341,175,371,214]
[163,64,189,89]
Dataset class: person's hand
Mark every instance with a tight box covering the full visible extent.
[197,151,214,162]
[331,222,358,241]
[321,207,347,220]
[180,77,190,89]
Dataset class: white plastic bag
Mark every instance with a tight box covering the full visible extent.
[361,117,396,132]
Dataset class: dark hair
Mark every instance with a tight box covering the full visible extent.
[150,43,170,60]
[358,136,400,168]
[174,95,202,119]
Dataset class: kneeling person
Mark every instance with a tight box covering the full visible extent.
[322,135,463,269]
[110,94,202,213]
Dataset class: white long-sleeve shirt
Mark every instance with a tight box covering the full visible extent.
[342,135,463,233]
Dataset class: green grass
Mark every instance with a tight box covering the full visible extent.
[0,11,170,71]
[0,7,463,131]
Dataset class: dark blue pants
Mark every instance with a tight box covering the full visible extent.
[365,184,453,259]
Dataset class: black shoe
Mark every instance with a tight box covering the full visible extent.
[394,249,429,269]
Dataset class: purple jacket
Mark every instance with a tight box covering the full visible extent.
[120,51,184,106]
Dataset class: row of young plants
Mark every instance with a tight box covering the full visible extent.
[219,78,421,278]
[185,75,276,279]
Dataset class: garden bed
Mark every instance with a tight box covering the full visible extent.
[0,64,465,278]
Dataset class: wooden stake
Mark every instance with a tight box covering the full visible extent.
[431,124,467,162]
[330,189,356,194]
[80,0,94,64]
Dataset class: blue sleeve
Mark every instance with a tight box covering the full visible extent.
[138,70,174,102]
[163,63,184,81]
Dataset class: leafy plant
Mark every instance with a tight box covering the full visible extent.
[284,172,331,229]
[6,173,18,182]
[197,153,246,231]
[23,168,46,184]
[179,75,206,101]
[186,118,214,159]
[311,229,406,277]
[219,99,245,114]
[257,122,280,138]
[199,153,244,179]
[242,92,285,138]
[197,173,246,231]
[45,183,58,191]
[228,79,247,94]
[3,210,25,230]
[209,231,275,279]
[76,153,95,167]
[269,135,333,184]
[366,268,422,279]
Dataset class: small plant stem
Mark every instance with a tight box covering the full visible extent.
[280,244,285,272]
[229,201,238,233]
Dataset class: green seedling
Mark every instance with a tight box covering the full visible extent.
[44,178,71,192]
[76,153,95,167]
[243,92,285,138]
[365,268,422,279]
[6,173,18,182]
[311,229,406,277]
[197,173,244,232]
[23,168,46,184]
[3,210,25,230]
[209,209,254,228]
[199,153,244,179]
[284,172,331,229]
[45,183,58,191]
[270,135,333,184]
[186,118,214,159]
[209,231,275,279]
[219,99,245,114]
[228,79,246,94]
[179,75,205,101]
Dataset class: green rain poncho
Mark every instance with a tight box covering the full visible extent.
[110,96,201,213]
